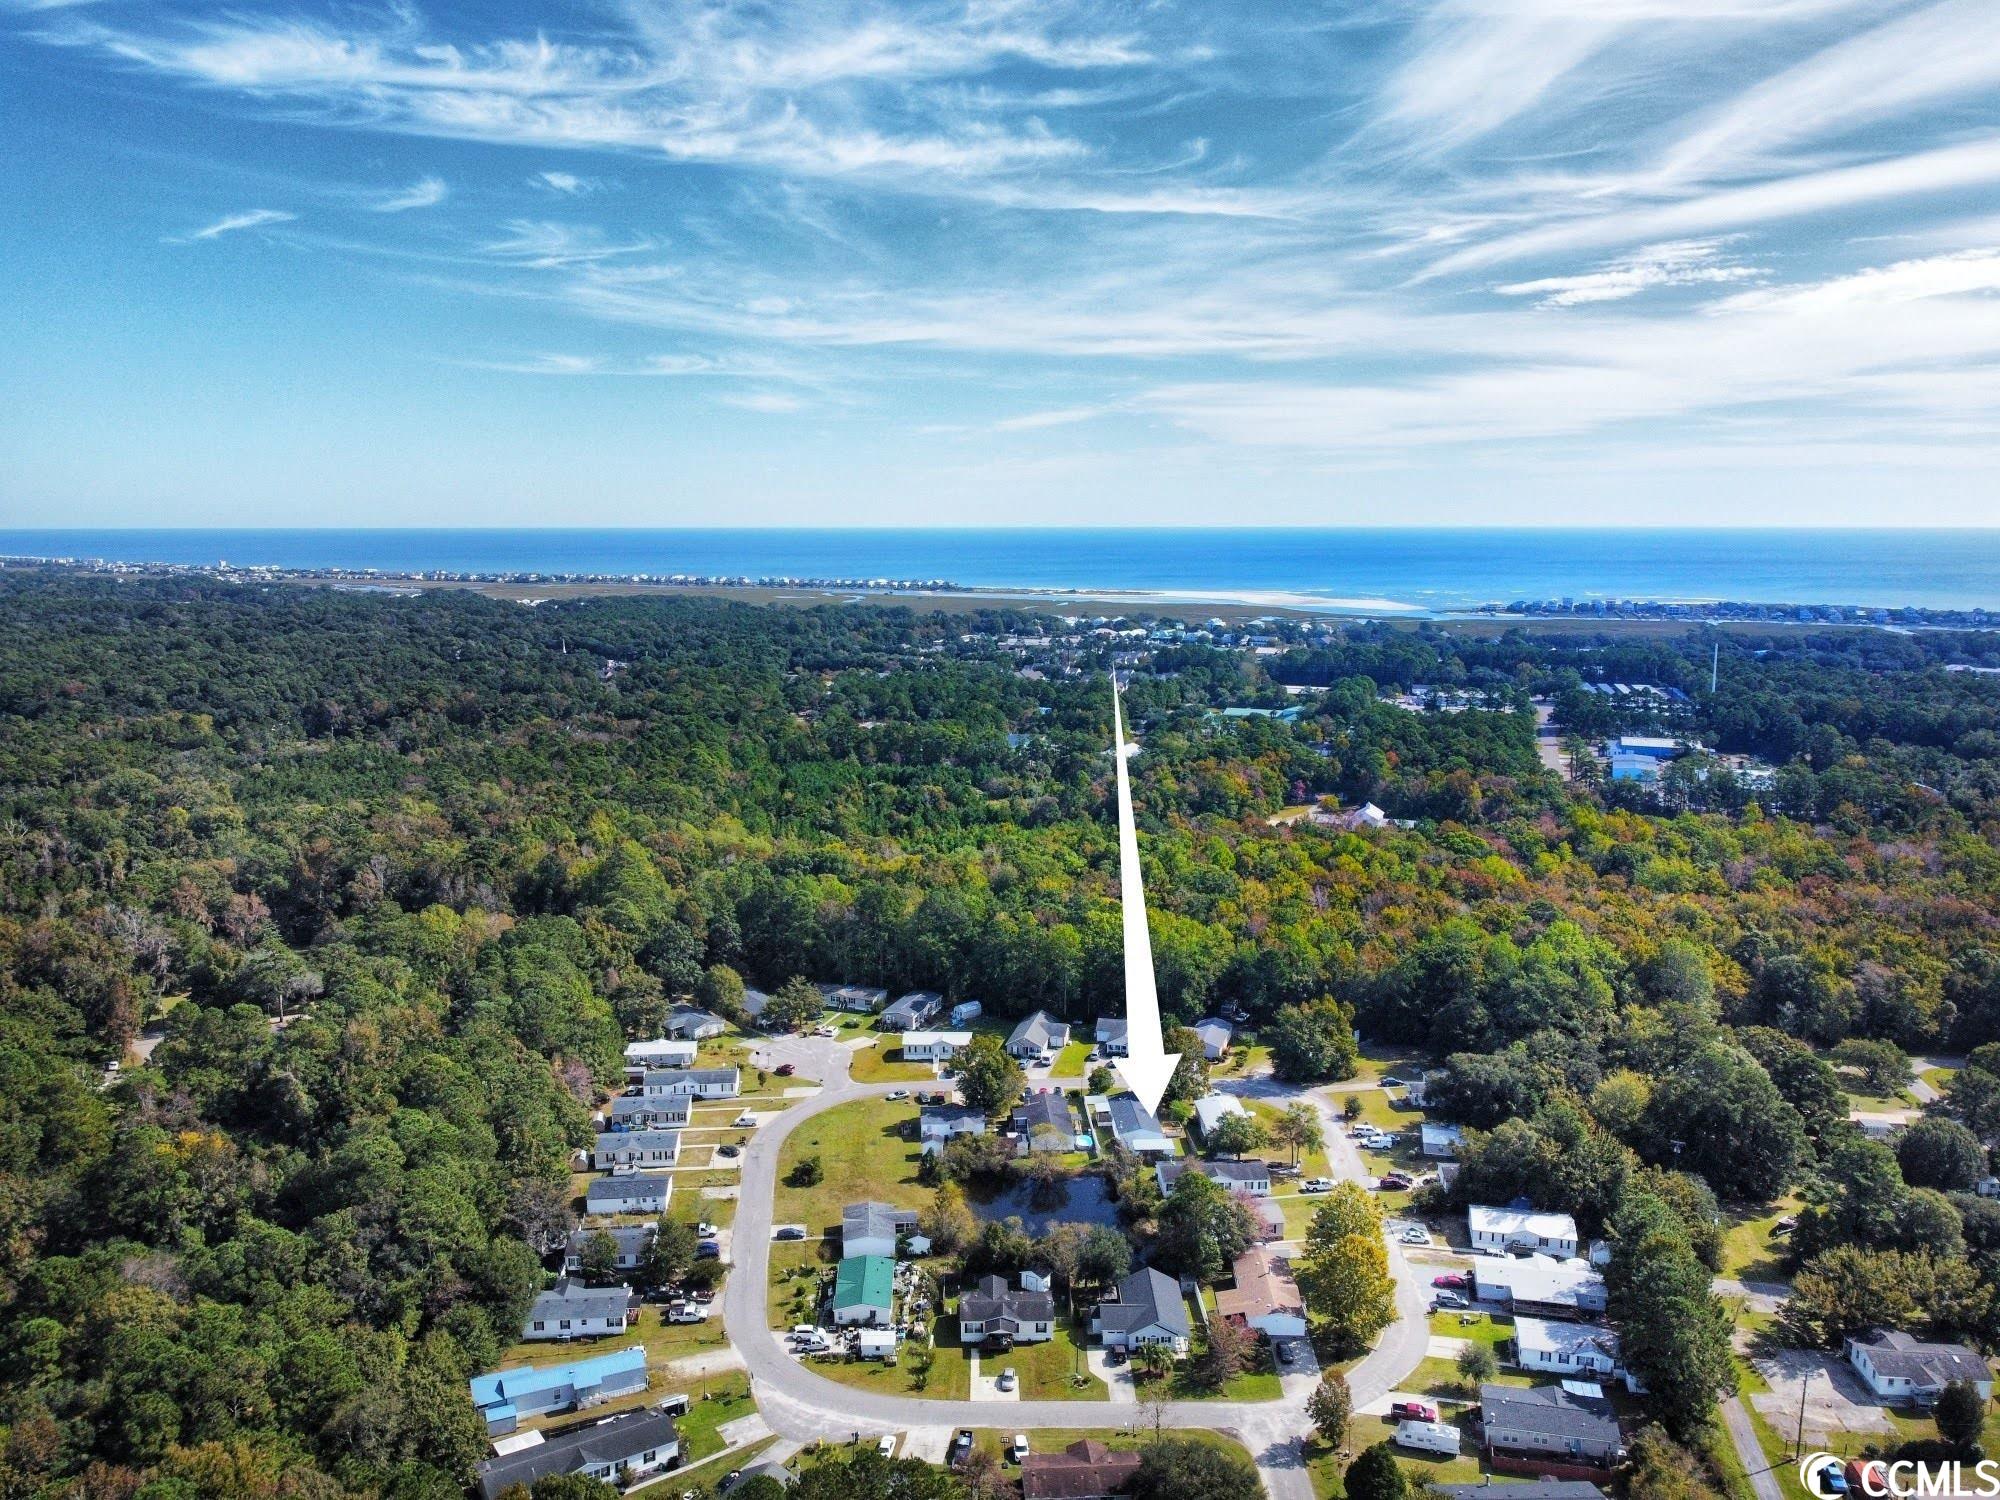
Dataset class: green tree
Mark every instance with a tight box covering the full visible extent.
[577,1229,621,1284]
[1455,1343,1497,1387]
[1342,1443,1407,1500]
[1605,1192,1736,1436]
[1296,1186,1395,1349]
[1267,997,1360,1083]
[1164,1025,1210,1104]
[766,976,825,1033]
[1155,1171,1256,1284]
[1306,1369,1352,1446]
[1130,1439,1259,1500]
[697,963,748,1020]
[1207,1111,1266,1160]
[1935,1379,1985,1452]
[1638,1041,1806,1200]
[1624,1425,1711,1500]
[956,1036,1025,1116]
[1898,1117,1988,1193]
[1270,1102,1324,1168]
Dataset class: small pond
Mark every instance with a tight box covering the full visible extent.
[969,1171,1121,1234]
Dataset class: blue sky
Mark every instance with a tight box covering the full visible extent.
[3,0,2000,527]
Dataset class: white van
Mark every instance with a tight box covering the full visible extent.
[1393,1420,1461,1456]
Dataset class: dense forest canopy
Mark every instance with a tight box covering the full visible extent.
[0,572,1997,1494]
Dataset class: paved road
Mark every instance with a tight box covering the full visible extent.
[1721,1395,1787,1500]
[719,1042,1431,1500]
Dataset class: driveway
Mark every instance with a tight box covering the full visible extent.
[1085,1348,1139,1403]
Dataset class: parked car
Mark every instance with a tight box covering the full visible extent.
[886,1090,909,1101]
[792,1324,819,1337]
[1379,1174,1412,1190]
[1399,1226,1429,1244]
[1106,1347,1127,1366]
[1389,1401,1439,1423]
[1008,1436,1029,1464]
[1505,1242,1537,1258]
[696,1221,718,1236]
[697,1239,722,1259]
[1300,1178,1336,1193]
[1276,1340,1297,1366]
[1431,1273,1467,1289]
[878,1436,897,1458]
[1432,1292,1468,1310]
[997,1367,1017,1391]
[717,1144,741,1158]
[733,1112,758,1127]
[949,1431,975,1468]
[1380,1076,1405,1088]
[667,1303,707,1324]
[774,1225,806,1240]
[1266,1160,1301,1176]
[775,1063,796,1076]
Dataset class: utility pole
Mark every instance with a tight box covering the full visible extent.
[1711,640,1719,695]
[1794,1365,1815,1460]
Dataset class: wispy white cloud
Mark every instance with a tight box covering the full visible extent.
[1494,238,1761,305]
[718,391,806,412]
[371,175,446,212]
[532,170,605,196]
[171,207,293,242]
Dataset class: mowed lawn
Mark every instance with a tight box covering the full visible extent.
[774,1095,928,1232]
[1244,1098,1331,1176]
[800,1319,975,1400]
[847,1040,943,1084]
[999,1317,1107,1400]
[1718,1195,1803,1283]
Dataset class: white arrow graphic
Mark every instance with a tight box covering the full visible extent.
[1109,672,1180,1115]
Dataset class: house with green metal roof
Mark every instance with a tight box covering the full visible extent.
[831,1254,896,1327]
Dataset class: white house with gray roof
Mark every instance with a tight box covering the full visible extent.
[1091,1267,1190,1353]
[1188,1018,1233,1059]
[1006,1010,1071,1059]
[1094,1017,1129,1056]
[593,1128,681,1170]
[604,1095,692,1132]
[1846,1328,1993,1405]
[475,1408,678,1500]
[1479,1384,1623,1470]
[585,1171,672,1218]
[1155,1158,1271,1197]
[920,1104,987,1153]
[565,1224,656,1275]
[523,1278,635,1341]
[881,991,944,1030]
[641,1066,739,1099]
[841,1201,920,1260]
[901,1030,972,1062]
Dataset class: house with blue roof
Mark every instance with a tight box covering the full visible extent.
[468,1344,649,1435]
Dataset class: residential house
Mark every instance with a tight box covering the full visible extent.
[664,1006,727,1040]
[1473,1256,1607,1321]
[522,1278,634,1342]
[604,1095,692,1132]
[623,1038,697,1072]
[919,1104,987,1154]
[958,1274,1056,1347]
[1011,1091,1075,1150]
[1846,1328,1994,1406]
[585,1171,672,1218]
[1155,1158,1271,1197]
[1021,1440,1144,1500]
[1006,1010,1072,1060]
[1191,1092,1250,1142]
[949,1000,984,1026]
[842,1201,919,1260]
[475,1409,679,1500]
[1479,1384,1624,1475]
[741,988,771,1024]
[1188,1018,1233,1060]
[880,991,944,1030]
[1092,1267,1191,1353]
[565,1225,657,1276]
[831,1255,896,1326]
[1470,1201,1579,1258]
[821,983,889,1014]
[900,1030,972,1063]
[1246,1197,1287,1243]
[593,1128,681,1170]
[1514,1316,1622,1379]
[1216,1247,1306,1340]
[641,1066,740,1099]
[1420,1122,1464,1159]
[1093,1093,1176,1157]
[469,1346,650,1436]
[1312,801,1388,832]
[1094,1018,1129,1057]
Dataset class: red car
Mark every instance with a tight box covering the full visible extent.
[1389,1401,1438,1423]
[1379,1174,1412,1190]
[775,1063,796,1076]
[1431,1273,1467,1289]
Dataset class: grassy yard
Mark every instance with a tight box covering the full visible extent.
[1245,1098,1332,1176]
[1405,1354,1536,1403]
[773,1095,927,1232]
[1052,1039,1093,1076]
[1427,1308,1514,1351]
[767,1239,837,1328]
[1718,1196,1803,1283]
[847,1040,942,1084]
[1000,1318,1108,1400]
[799,1320,974,1400]
[1212,1042,1273,1079]
[632,1435,779,1495]
[672,1376,758,1463]
[1354,1045,1429,1086]
[970,1428,1256,1468]
[1305,1412,1486,1498]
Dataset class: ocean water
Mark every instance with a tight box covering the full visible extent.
[2,528,1998,613]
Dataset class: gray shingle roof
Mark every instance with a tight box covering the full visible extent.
[1097,1268,1189,1338]
[476,1409,677,1500]
[842,1201,918,1242]
[960,1274,1055,1327]
[586,1173,670,1210]
[1854,1328,1992,1386]
[529,1278,633,1324]
[1008,1010,1070,1051]
[1012,1093,1073,1136]
[1480,1384,1620,1445]
[1107,1094,1167,1141]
